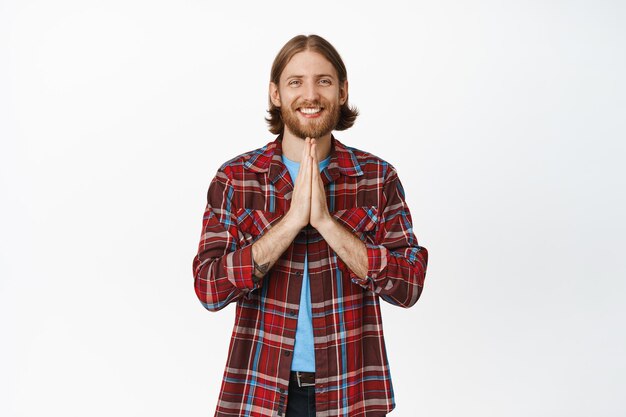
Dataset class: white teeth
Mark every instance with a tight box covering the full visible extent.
[299,107,321,114]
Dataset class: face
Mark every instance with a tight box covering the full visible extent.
[270,50,348,139]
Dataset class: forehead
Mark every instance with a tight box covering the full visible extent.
[280,50,338,80]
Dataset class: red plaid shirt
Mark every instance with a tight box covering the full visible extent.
[193,134,428,417]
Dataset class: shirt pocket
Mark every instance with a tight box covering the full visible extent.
[235,208,283,245]
[331,205,379,244]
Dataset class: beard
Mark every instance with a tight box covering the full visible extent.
[280,99,341,139]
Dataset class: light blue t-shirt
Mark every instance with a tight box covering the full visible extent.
[282,152,331,372]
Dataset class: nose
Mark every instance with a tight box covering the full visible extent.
[301,79,320,102]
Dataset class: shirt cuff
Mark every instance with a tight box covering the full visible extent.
[350,243,389,291]
[224,244,261,293]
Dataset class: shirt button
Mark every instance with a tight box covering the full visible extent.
[285,351,291,357]
[295,271,302,276]
[289,310,296,316]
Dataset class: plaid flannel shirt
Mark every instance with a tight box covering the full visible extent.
[193,134,428,417]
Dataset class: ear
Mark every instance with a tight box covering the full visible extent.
[269,82,281,107]
[339,79,349,106]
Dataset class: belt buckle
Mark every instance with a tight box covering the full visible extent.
[296,371,315,387]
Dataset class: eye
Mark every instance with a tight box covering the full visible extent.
[319,79,331,85]
[288,80,301,86]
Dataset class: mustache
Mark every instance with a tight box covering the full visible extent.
[292,101,325,109]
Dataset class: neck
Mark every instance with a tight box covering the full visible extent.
[281,128,332,163]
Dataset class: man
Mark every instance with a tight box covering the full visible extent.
[193,34,428,417]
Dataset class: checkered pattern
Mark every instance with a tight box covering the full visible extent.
[193,134,428,417]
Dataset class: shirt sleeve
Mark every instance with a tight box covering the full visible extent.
[192,168,260,312]
[349,167,429,308]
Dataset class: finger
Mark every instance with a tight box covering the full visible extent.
[310,153,319,196]
[311,140,318,164]
[304,138,312,182]
[309,144,314,179]
[311,144,318,183]
[303,139,312,179]
[296,137,310,185]
[309,149,316,193]
[305,137,311,160]
[300,137,309,165]
[305,153,313,195]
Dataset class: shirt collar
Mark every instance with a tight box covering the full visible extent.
[243,133,364,184]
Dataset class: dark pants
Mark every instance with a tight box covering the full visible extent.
[285,379,388,417]
[285,379,316,417]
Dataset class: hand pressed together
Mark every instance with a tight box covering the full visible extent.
[284,137,333,231]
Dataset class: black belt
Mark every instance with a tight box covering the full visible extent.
[290,371,315,387]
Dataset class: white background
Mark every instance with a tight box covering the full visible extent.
[2,1,625,416]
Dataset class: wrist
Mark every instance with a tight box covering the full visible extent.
[314,214,336,235]
[251,243,269,280]
[282,211,306,232]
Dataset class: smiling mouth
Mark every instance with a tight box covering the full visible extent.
[298,107,323,117]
